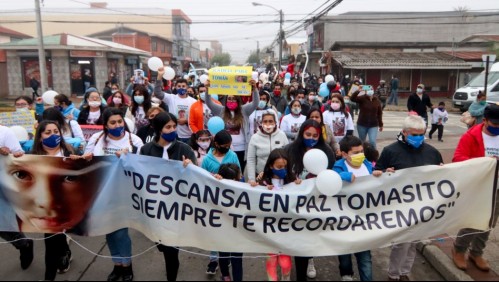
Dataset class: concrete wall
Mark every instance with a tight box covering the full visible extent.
[51,50,71,95]
[94,57,108,92]
[6,51,25,97]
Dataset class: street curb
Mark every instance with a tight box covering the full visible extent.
[417,242,474,281]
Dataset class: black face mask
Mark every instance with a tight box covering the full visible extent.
[217,146,230,154]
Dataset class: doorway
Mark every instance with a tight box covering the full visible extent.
[70,58,95,96]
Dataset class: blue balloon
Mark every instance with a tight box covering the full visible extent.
[319,86,330,98]
[285,73,292,79]
[320,83,328,90]
[207,117,225,135]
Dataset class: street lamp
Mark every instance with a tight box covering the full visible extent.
[252,2,284,73]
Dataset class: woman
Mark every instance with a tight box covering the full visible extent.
[323,94,354,143]
[54,94,81,121]
[78,90,106,125]
[248,111,289,187]
[351,86,383,148]
[107,90,131,112]
[280,100,307,142]
[205,80,259,171]
[307,108,339,156]
[136,107,165,144]
[305,89,322,111]
[83,108,144,282]
[248,91,279,135]
[31,121,77,281]
[468,92,487,127]
[126,85,152,134]
[140,112,196,282]
[42,108,85,151]
[284,119,336,281]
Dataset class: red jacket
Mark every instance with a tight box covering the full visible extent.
[453,124,485,163]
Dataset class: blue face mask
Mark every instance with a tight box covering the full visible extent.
[487,126,499,136]
[272,168,288,180]
[406,135,425,149]
[161,131,177,142]
[304,138,319,148]
[258,101,267,109]
[42,134,61,149]
[109,127,125,138]
[134,96,145,105]
[56,106,64,112]
[177,88,187,96]
[200,92,206,101]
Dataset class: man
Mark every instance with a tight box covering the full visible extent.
[29,76,40,100]
[189,83,221,134]
[375,115,443,281]
[0,125,34,270]
[388,75,400,106]
[376,80,390,110]
[269,83,288,115]
[407,84,434,127]
[156,67,197,143]
[452,104,499,272]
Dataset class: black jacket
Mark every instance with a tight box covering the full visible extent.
[140,139,197,163]
[78,106,106,125]
[407,93,432,118]
[375,134,443,171]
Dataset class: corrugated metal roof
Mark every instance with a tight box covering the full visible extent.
[332,51,472,70]
[442,51,488,61]
[0,33,151,56]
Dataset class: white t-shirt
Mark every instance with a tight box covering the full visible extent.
[431,108,449,125]
[0,126,23,153]
[226,113,245,152]
[249,109,280,135]
[483,133,499,157]
[280,114,306,141]
[323,111,355,142]
[271,178,285,191]
[163,94,197,139]
[87,110,101,125]
[85,131,144,156]
[64,120,85,141]
[162,144,172,160]
[346,163,371,177]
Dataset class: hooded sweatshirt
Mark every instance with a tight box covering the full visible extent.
[247,128,289,181]
[201,148,241,174]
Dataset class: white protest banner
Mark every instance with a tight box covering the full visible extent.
[80,125,104,142]
[0,155,496,257]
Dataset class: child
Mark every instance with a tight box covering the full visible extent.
[259,149,302,281]
[429,102,449,142]
[363,141,380,168]
[333,136,383,281]
[190,130,212,166]
[216,163,244,282]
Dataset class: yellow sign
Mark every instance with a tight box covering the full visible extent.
[209,66,252,96]
[0,110,36,138]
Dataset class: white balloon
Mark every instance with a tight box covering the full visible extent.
[124,118,135,133]
[325,75,335,83]
[316,170,343,196]
[183,75,190,80]
[199,74,209,84]
[147,57,163,72]
[10,126,29,141]
[259,73,269,84]
[303,149,329,176]
[284,78,291,86]
[42,90,58,105]
[163,67,176,80]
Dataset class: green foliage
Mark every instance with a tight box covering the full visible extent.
[211,53,232,66]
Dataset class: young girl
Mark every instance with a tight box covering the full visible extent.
[190,130,212,166]
[280,100,306,142]
[83,108,144,282]
[216,163,244,282]
[259,149,301,281]
[322,94,354,143]
[126,85,152,134]
[78,90,105,125]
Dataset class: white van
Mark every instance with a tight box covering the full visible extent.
[453,62,499,112]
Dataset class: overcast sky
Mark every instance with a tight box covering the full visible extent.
[3,0,498,63]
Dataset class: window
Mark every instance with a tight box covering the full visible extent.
[161,43,166,53]
[422,70,449,92]
[152,41,157,52]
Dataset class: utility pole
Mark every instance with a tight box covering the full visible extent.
[485,56,490,96]
[279,9,284,73]
[35,0,48,93]
[257,40,260,65]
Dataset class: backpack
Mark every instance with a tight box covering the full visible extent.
[460,111,476,127]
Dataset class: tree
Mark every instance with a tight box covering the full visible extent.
[247,51,260,65]
[211,53,232,66]
[454,6,469,12]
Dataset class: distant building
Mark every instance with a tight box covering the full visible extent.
[0,26,32,97]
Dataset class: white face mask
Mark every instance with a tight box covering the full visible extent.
[417,88,423,94]
[197,141,211,150]
[151,97,161,104]
[89,101,101,108]
[309,95,316,101]
[262,125,276,134]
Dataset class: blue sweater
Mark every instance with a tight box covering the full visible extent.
[332,158,373,183]
[201,148,241,174]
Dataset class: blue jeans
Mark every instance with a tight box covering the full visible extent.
[106,228,132,265]
[357,125,378,149]
[388,90,398,105]
[339,251,373,281]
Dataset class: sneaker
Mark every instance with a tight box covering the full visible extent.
[58,250,72,274]
[206,261,219,275]
[122,265,134,282]
[307,259,317,279]
[438,139,444,142]
[19,240,34,270]
[342,275,354,281]
[107,265,123,281]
